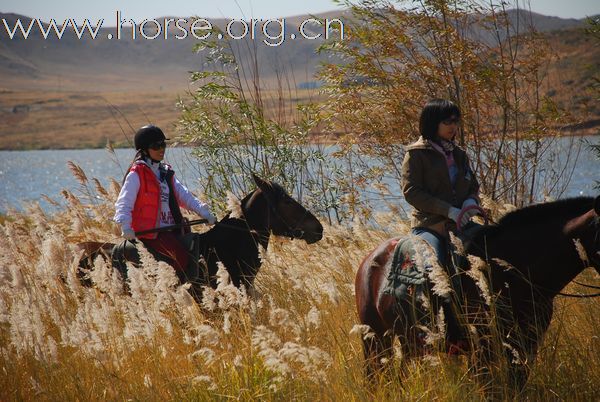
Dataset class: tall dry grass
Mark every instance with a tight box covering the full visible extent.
[0,166,598,401]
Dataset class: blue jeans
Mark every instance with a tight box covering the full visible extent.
[411,226,463,343]
[412,222,482,271]
[411,227,448,268]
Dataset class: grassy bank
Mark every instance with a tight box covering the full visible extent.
[2,87,596,151]
[0,88,327,151]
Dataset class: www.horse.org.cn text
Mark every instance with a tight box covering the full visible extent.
[1,11,345,47]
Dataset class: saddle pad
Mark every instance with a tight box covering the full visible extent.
[383,237,426,301]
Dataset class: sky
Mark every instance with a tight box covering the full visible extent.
[0,0,598,24]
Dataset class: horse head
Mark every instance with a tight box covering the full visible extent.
[244,173,323,244]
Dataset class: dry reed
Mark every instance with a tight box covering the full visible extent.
[0,169,598,401]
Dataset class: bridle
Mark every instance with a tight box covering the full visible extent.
[264,191,310,239]
[235,188,310,246]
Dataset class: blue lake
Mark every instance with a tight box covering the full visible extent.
[1,137,599,215]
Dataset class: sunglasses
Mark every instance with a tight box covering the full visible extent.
[148,141,167,150]
[441,117,460,126]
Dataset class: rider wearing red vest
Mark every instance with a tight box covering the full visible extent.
[130,162,172,239]
[114,125,216,281]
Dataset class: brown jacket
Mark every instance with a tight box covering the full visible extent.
[401,137,479,232]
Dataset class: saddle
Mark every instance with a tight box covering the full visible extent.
[382,224,483,353]
[111,232,207,285]
[383,236,426,301]
[383,223,482,303]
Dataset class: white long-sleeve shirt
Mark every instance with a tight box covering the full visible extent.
[114,160,214,231]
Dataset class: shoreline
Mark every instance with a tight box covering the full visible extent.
[2,128,598,151]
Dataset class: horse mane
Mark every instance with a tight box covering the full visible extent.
[224,181,286,220]
[239,181,287,209]
[268,181,288,197]
[240,189,256,210]
[496,197,594,228]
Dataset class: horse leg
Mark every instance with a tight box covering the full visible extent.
[464,307,495,392]
[471,329,521,399]
[362,331,394,380]
[508,361,529,393]
[505,331,538,393]
[472,343,529,399]
[363,292,407,380]
[467,338,495,397]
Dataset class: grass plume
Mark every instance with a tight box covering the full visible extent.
[0,170,598,401]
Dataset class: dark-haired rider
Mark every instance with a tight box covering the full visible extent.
[401,99,480,352]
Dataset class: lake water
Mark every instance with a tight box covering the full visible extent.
[1,137,599,215]
[0,147,202,213]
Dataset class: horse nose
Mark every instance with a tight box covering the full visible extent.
[305,222,323,244]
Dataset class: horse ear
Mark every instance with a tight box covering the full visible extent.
[595,196,600,215]
[252,173,272,193]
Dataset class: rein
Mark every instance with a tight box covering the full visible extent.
[134,218,261,236]
[496,266,600,299]
[456,205,490,232]
[573,280,600,290]
[558,290,600,298]
[134,219,208,236]
[559,275,600,298]
[461,245,600,300]
[500,260,600,299]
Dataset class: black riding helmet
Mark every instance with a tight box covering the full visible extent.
[134,125,169,150]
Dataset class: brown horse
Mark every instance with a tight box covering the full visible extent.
[78,174,323,290]
[355,196,600,389]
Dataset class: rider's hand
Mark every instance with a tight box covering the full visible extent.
[447,207,461,224]
[458,199,479,227]
[121,228,136,241]
[205,212,217,225]
[459,208,478,227]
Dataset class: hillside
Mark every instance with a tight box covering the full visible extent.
[0,9,590,92]
[0,9,597,149]
[0,11,351,92]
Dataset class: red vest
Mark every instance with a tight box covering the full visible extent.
[130,163,174,239]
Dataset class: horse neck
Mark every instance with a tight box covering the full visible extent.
[241,190,270,249]
[546,212,598,292]
[484,216,590,296]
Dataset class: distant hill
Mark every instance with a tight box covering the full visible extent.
[505,9,590,32]
[0,8,597,150]
[0,9,592,92]
[0,11,350,91]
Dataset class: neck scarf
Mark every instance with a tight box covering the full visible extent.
[143,156,166,181]
[439,138,455,155]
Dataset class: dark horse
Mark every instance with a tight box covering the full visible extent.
[356,196,600,389]
[78,174,323,291]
